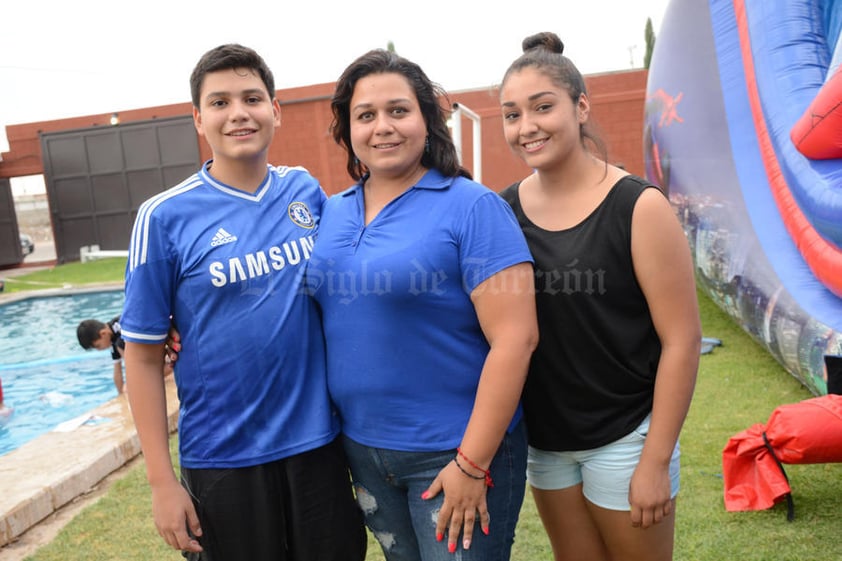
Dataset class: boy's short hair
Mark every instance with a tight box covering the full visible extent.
[189,44,276,108]
[77,319,107,349]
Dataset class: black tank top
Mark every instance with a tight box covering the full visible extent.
[500,175,662,451]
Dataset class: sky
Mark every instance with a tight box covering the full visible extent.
[0,0,671,154]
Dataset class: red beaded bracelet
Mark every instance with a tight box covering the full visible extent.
[456,447,494,488]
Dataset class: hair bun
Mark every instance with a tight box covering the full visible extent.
[522,32,564,55]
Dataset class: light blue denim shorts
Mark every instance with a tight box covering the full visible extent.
[526,414,680,511]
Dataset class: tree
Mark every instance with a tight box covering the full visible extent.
[644,17,656,69]
[387,41,396,53]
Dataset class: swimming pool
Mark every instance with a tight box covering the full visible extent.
[0,289,125,457]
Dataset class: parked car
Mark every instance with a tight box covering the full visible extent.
[20,233,35,256]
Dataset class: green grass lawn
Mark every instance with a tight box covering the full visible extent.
[1,258,127,293]
[6,261,842,560]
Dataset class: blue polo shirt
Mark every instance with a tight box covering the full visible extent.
[307,168,532,451]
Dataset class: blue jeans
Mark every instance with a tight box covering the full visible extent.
[343,420,527,561]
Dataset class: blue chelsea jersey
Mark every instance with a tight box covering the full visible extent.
[121,162,338,469]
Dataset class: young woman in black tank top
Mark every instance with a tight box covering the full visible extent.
[497,31,701,561]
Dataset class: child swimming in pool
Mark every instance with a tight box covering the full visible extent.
[77,316,128,394]
[77,316,172,395]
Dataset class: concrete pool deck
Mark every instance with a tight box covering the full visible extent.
[0,378,179,549]
[0,282,180,552]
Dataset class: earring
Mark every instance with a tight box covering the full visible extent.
[424,136,430,154]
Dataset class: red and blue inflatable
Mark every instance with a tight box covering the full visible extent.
[645,0,842,395]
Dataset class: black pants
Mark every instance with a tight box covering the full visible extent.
[181,437,366,561]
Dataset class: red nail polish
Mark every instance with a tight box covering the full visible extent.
[482,526,489,535]
[421,491,430,500]
[448,542,456,554]
[436,532,443,542]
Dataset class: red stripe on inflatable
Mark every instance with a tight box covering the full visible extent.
[734,0,842,298]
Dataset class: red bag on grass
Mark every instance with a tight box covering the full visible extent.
[722,394,842,518]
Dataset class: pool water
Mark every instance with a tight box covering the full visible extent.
[0,290,125,457]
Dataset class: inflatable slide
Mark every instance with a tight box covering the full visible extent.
[644,0,842,395]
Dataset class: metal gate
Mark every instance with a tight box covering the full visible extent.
[41,115,200,263]
[0,177,24,267]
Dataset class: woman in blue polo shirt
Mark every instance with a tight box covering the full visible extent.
[306,49,538,561]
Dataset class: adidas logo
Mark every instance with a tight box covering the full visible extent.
[210,228,238,247]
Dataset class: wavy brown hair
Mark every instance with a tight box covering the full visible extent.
[330,49,471,182]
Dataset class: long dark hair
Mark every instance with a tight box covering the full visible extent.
[330,49,471,182]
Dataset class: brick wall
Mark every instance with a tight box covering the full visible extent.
[0,69,649,195]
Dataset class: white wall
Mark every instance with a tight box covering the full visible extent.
[10,175,46,197]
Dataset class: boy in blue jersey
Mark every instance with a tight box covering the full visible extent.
[120,44,365,560]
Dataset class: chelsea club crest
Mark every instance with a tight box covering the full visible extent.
[288,202,315,229]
